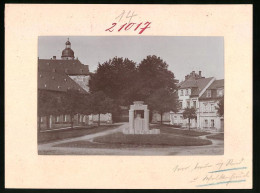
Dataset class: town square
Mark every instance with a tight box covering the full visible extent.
[38,36,224,155]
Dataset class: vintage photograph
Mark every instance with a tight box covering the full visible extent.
[38,36,224,155]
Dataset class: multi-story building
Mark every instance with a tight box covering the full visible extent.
[170,71,224,131]
[198,79,224,131]
[38,39,111,129]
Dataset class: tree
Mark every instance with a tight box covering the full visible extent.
[145,88,178,125]
[136,55,178,100]
[60,89,86,129]
[183,107,197,130]
[87,91,114,126]
[89,57,137,106]
[216,96,224,117]
[38,90,63,129]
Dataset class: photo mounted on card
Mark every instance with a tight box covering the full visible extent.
[5,4,252,189]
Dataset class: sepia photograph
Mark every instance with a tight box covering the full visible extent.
[37,36,224,155]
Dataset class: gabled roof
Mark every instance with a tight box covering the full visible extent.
[208,79,224,89]
[38,59,89,75]
[38,71,87,93]
[199,79,224,100]
[179,77,214,96]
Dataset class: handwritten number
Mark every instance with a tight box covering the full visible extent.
[105,23,117,32]
[125,23,136,31]
[139,22,151,34]
[118,23,127,32]
[126,11,137,23]
[115,10,125,22]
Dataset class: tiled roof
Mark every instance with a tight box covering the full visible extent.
[208,79,224,89]
[38,71,87,93]
[179,77,214,96]
[200,79,224,100]
[38,59,89,75]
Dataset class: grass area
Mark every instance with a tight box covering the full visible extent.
[38,124,122,144]
[152,124,211,136]
[206,133,224,140]
[55,132,212,148]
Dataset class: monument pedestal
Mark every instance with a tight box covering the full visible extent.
[123,101,160,135]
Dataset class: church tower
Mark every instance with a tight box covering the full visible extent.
[61,38,75,60]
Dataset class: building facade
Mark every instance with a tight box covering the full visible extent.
[170,71,224,131]
[38,39,111,130]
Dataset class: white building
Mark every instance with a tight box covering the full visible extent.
[170,71,223,131]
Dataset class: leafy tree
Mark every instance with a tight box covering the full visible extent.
[136,55,178,100]
[38,90,63,129]
[89,57,137,106]
[60,89,86,129]
[216,97,224,117]
[183,107,197,130]
[87,91,114,126]
[145,88,178,125]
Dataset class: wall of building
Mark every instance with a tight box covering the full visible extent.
[69,75,90,92]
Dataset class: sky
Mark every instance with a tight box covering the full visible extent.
[38,36,224,82]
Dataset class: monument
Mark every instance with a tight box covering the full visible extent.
[123,101,160,134]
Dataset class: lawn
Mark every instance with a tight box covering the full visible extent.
[206,133,224,140]
[152,124,211,136]
[55,132,212,148]
[38,124,122,144]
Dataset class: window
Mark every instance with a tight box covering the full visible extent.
[187,101,190,108]
[56,116,59,122]
[211,104,215,112]
[180,90,183,96]
[211,119,215,127]
[217,89,224,97]
[206,90,211,97]
[204,119,208,127]
[193,101,197,108]
[179,102,183,109]
[185,89,189,96]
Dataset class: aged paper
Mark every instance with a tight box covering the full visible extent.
[5,4,252,189]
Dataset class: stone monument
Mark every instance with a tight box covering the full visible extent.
[123,101,160,134]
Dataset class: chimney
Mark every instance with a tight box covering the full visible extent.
[192,71,195,76]
[53,56,56,60]
[199,71,202,77]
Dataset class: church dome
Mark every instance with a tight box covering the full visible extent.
[61,38,75,60]
[62,48,74,58]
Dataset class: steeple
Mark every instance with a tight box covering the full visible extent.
[61,38,75,60]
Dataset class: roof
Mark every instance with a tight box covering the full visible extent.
[208,79,224,89]
[38,59,89,75]
[38,70,87,93]
[199,79,224,100]
[179,77,214,96]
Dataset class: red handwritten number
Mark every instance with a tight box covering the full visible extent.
[139,22,151,34]
[105,23,117,32]
[118,23,127,32]
[125,23,136,30]
[134,23,142,31]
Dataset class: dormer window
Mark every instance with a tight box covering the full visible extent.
[64,78,67,82]
[39,74,42,78]
[58,86,61,89]
[44,84,47,87]
[217,89,224,97]
[206,90,211,98]
[52,76,55,80]
[67,87,70,90]
[52,68,56,72]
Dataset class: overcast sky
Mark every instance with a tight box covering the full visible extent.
[38,36,224,81]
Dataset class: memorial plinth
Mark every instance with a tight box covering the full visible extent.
[123,101,160,135]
